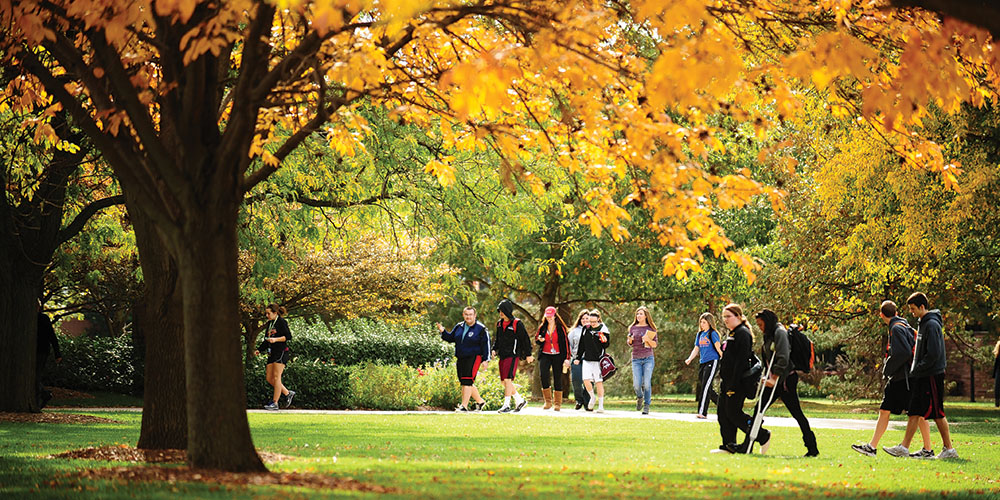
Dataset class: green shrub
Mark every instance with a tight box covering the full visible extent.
[43,334,143,395]
[347,363,424,410]
[281,318,453,367]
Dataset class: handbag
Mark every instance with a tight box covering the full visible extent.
[741,353,762,393]
[599,352,617,380]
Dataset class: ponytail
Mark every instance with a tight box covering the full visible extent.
[266,303,287,316]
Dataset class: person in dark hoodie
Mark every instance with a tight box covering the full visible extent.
[574,309,610,412]
[852,300,932,457]
[437,306,491,412]
[741,309,817,456]
[883,292,958,460]
[713,303,760,454]
[993,339,1000,408]
[494,299,533,413]
[36,303,62,409]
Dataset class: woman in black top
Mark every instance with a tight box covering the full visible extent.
[715,303,767,454]
[255,304,295,410]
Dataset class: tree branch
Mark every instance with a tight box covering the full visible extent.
[57,195,125,245]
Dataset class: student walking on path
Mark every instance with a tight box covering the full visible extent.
[715,303,761,454]
[883,292,958,460]
[852,300,932,457]
[575,310,610,412]
[568,310,591,410]
[437,306,491,412]
[494,299,532,413]
[535,306,571,411]
[627,306,658,415]
[685,312,722,418]
[255,304,295,411]
[744,309,817,456]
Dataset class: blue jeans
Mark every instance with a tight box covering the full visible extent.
[571,362,590,407]
[632,356,655,406]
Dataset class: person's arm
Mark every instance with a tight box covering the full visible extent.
[481,326,492,363]
[768,327,790,383]
[712,331,723,357]
[559,324,571,362]
[685,345,699,365]
[276,318,291,342]
[598,329,610,349]
[516,322,532,360]
[438,323,456,343]
[883,325,910,378]
[910,323,944,376]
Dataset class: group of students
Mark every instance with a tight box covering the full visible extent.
[436,291,968,460]
[437,301,661,414]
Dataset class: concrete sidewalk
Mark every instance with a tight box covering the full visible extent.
[62,406,901,431]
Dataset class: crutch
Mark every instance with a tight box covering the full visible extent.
[746,350,777,454]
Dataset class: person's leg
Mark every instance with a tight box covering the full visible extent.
[265,363,276,388]
[918,418,933,450]
[934,417,952,450]
[641,357,654,408]
[698,360,719,416]
[471,385,485,404]
[694,363,706,411]
[272,363,288,403]
[461,385,473,407]
[900,415,922,448]
[539,356,553,389]
[632,359,644,409]
[722,386,750,450]
[595,381,605,411]
[995,375,1000,407]
[781,375,817,455]
[869,410,891,447]
[572,363,587,408]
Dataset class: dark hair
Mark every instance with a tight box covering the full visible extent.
[589,309,602,320]
[880,300,897,318]
[266,303,287,316]
[906,292,929,309]
[754,309,779,335]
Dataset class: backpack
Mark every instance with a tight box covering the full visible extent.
[599,353,617,380]
[787,324,815,373]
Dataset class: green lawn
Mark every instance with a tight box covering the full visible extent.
[2,406,999,499]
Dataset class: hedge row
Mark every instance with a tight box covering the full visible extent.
[278,318,453,367]
[43,334,143,396]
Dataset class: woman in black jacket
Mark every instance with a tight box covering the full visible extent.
[536,306,571,411]
[255,304,295,410]
[714,303,767,454]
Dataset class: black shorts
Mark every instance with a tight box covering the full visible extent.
[456,355,482,386]
[880,379,910,415]
[266,349,290,365]
[908,373,946,420]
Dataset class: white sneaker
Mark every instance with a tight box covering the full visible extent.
[882,444,909,458]
[936,448,959,460]
[596,406,604,413]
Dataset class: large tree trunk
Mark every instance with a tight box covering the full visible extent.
[132,196,187,450]
[174,204,264,471]
[0,258,42,412]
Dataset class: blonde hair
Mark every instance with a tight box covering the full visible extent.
[572,309,590,328]
[698,312,716,332]
[994,339,1000,358]
[723,303,753,341]
[629,306,657,331]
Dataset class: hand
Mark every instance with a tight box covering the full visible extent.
[537,335,545,342]
[526,356,534,364]
[435,322,444,333]
[491,350,497,358]
[563,360,570,367]
[684,358,692,365]
[627,337,633,345]
[763,375,777,387]
[268,337,274,343]
[573,360,580,365]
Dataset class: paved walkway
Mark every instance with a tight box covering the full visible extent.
[64,406,901,431]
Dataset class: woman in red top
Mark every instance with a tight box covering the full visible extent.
[535,306,571,410]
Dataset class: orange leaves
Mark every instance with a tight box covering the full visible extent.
[783,32,877,90]
[155,0,198,24]
[439,50,520,121]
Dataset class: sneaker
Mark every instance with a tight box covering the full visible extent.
[455,405,470,412]
[497,405,512,413]
[263,401,279,411]
[696,414,708,419]
[642,404,649,415]
[936,448,959,460]
[575,402,583,410]
[586,398,595,411]
[636,398,643,411]
[851,444,876,457]
[596,406,605,413]
[283,390,295,408]
[472,401,486,412]
[909,448,935,459]
[759,432,771,455]
[882,444,910,457]
[514,400,527,412]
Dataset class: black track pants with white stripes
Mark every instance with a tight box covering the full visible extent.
[696,360,719,416]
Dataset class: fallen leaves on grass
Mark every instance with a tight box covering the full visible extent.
[68,466,396,493]
[0,412,121,424]
[49,445,290,464]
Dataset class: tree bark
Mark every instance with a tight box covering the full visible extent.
[174,202,265,471]
[132,196,187,450]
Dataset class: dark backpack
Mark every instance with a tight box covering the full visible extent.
[788,324,815,373]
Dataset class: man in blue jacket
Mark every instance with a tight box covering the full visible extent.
[883,293,958,460]
[852,300,931,457]
[437,306,491,412]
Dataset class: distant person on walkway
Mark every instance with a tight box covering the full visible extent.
[494,299,532,413]
[685,312,722,419]
[744,309,817,457]
[883,292,958,460]
[993,339,1000,408]
[575,309,610,412]
[437,306,490,412]
[255,304,295,411]
[851,300,932,457]
[36,303,61,409]
[715,303,760,454]
[568,310,591,410]
[627,306,658,415]
[535,306,570,411]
